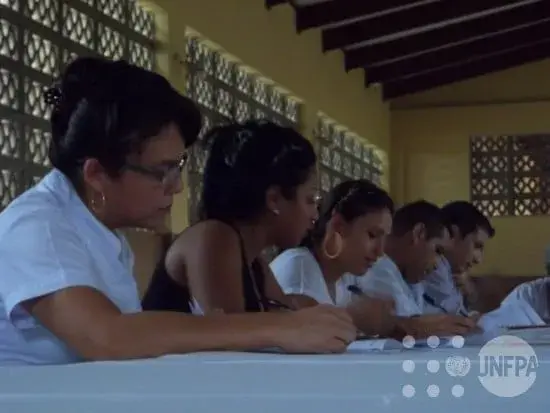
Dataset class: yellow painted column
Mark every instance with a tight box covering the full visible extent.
[142,1,191,233]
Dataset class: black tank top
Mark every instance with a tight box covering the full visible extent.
[141,222,267,313]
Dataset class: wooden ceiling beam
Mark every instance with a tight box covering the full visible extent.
[382,39,550,99]
[295,0,419,32]
[366,20,550,83]
[323,0,532,51]
[345,1,550,70]
[266,0,287,9]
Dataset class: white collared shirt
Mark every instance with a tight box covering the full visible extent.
[270,247,355,306]
[423,256,467,315]
[500,277,550,322]
[0,170,141,365]
[355,255,424,317]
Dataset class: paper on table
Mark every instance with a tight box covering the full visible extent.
[347,338,403,353]
[505,325,550,345]
[346,337,460,352]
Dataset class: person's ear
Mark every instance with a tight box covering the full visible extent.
[82,158,110,193]
[265,186,284,216]
[411,222,427,245]
[450,224,462,240]
[326,212,348,237]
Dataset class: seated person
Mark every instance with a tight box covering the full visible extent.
[270,179,396,336]
[143,120,322,315]
[0,58,355,365]
[482,277,549,328]
[423,201,494,314]
[357,200,478,338]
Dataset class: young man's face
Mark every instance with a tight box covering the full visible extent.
[448,227,490,273]
[408,227,450,283]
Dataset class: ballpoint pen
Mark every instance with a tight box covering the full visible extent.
[423,293,470,317]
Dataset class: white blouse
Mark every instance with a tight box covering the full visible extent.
[270,247,355,307]
[0,170,141,365]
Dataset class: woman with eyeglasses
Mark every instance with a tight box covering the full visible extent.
[270,180,397,336]
[0,57,355,365]
[143,120,334,315]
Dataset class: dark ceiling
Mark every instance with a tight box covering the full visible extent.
[265,0,550,100]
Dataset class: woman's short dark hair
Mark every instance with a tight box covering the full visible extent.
[302,179,394,248]
[199,120,316,222]
[44,57,201,186]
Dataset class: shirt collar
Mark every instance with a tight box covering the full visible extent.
[438,255,452,272]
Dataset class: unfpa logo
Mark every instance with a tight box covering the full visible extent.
[478,335,539,398]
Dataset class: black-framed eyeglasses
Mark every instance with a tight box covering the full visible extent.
[125,152,189,187]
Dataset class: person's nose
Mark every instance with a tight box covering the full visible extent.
[471,250,483,266]
[373,240,385,259]
[166,172,184,195]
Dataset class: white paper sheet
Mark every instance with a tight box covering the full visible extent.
[346,338,403,352]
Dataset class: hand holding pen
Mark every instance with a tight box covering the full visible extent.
[346,285,396,337]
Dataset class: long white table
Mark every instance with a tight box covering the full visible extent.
[1,345,549,413]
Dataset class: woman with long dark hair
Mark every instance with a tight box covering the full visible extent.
[143,120,342,315]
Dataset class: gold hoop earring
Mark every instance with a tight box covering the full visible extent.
[90,192,106,215]
[322,232,343,259]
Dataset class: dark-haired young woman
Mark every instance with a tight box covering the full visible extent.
[270,179,396,335]
[0,58,355,365]
[143,120,330,315]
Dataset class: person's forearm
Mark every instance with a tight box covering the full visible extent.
[89,312,282,361]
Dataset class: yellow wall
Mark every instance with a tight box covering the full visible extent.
[391,60,550,277]
[145,0,390,233]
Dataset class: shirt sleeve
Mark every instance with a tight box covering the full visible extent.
[356,265,399,300]
[270,251,333,304]
[0,213,102,325]
[357,264,423,317]
[501,279,548,318]
[423,264,464,314]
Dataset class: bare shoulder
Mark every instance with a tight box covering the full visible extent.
[169,220,241,259]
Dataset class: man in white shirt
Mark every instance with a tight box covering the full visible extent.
[498,277,549,324]
[357,200,478,338]
[423,201,495,315]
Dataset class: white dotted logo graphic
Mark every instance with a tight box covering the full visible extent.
[478,335,538,398]
[445,355,471,377]
[401,335,469,398]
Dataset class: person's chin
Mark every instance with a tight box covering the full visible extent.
[143,213,171,234]
[354,261,374,276]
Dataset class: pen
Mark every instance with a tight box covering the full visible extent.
[347,285,393,302]
[423,293,469,317]
[347,285,364,296]
[266,298,294,311]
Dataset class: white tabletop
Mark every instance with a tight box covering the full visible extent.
[1,344,549,413]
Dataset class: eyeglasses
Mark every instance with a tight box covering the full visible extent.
[125,152,188,187]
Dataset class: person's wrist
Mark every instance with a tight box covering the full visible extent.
[254,312,291,349]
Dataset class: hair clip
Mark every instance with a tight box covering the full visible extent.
[271,143,303,166]
[333,185,360,212]
[43,86,62,110]
[223,128,253,167]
